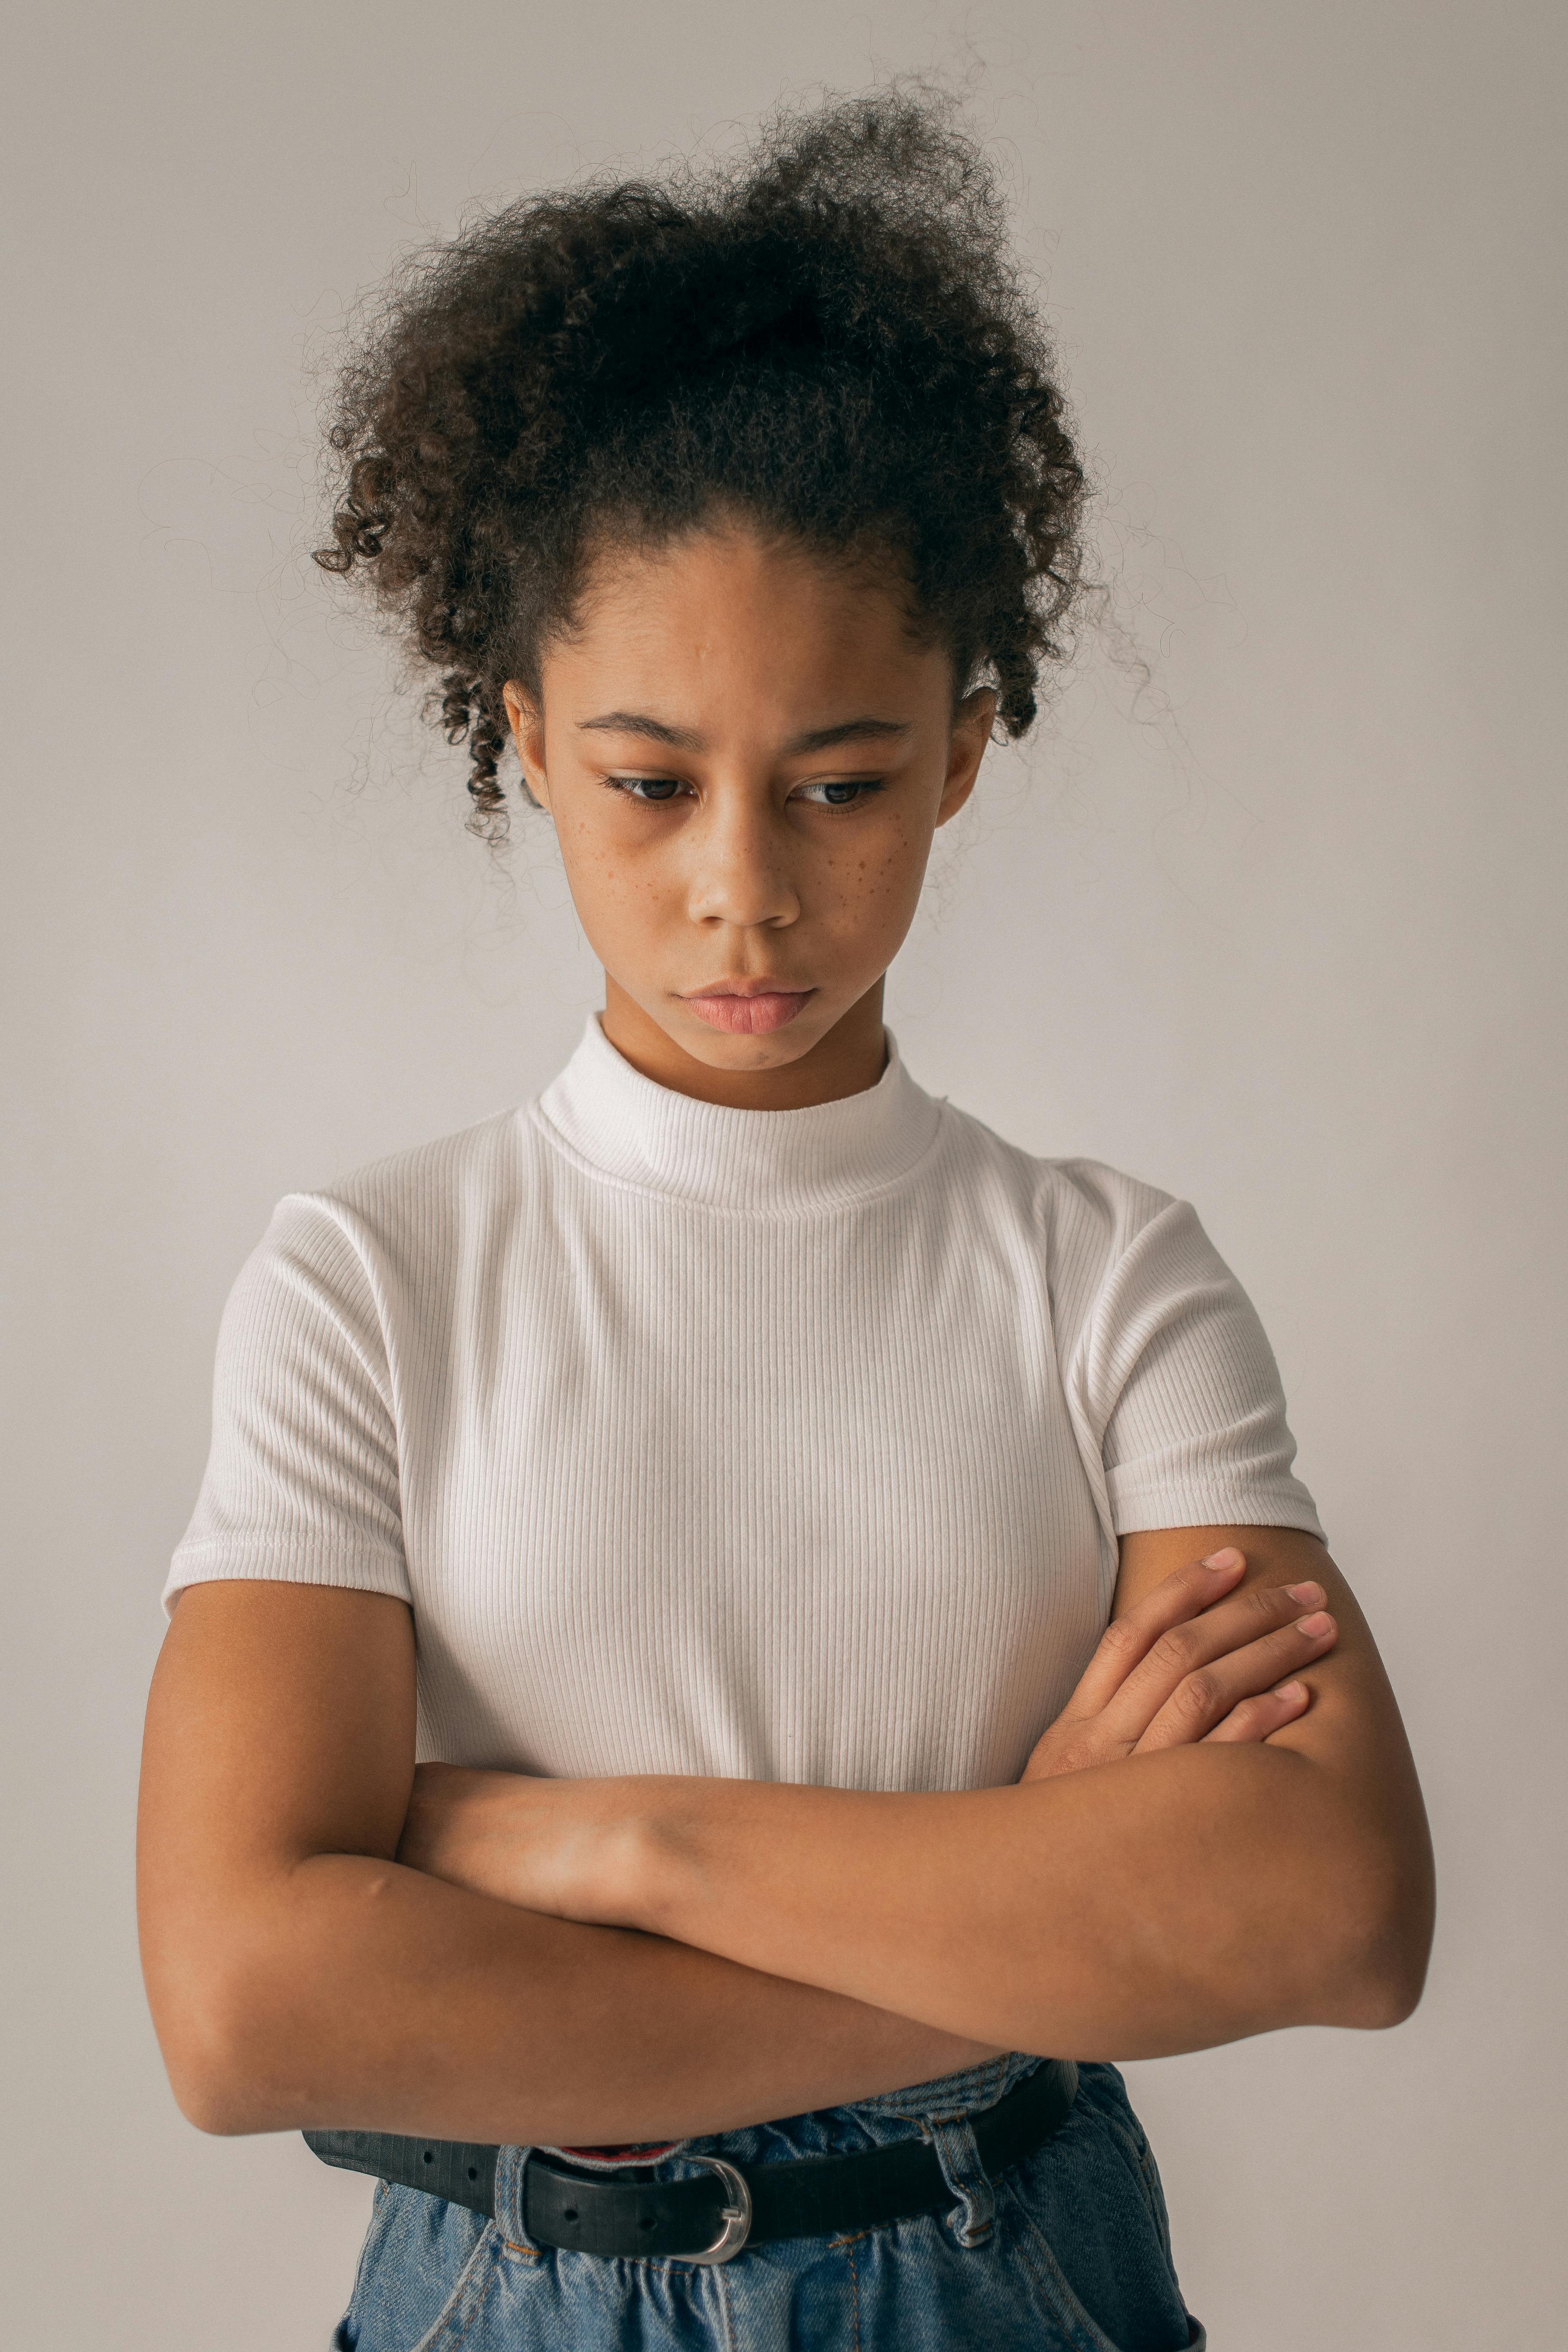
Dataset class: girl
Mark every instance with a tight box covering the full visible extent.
[137,91,1433,2352]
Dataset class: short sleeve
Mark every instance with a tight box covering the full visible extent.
[163,1195,413,1615]
[1075,1191,1325,1543]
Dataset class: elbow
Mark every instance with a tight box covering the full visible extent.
[144,1932,294,2138]
[1329,1929,1430,2032]
[168,2061,267,2140]
[1317,1827,1436,2032]
[141,1850,394,2137]
[156,1978,278,2138]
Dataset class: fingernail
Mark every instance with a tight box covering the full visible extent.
[1201,1548,1244,1571]
[1274,1680,1307,1702]
[1286,1582,1324,1606]
[1295,1612,1334,1638]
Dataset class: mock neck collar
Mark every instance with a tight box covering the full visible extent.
[530,1012,943,1213]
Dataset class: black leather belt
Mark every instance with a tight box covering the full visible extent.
[305,2056,1077,2264]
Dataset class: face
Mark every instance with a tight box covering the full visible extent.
[504,524,993,1108]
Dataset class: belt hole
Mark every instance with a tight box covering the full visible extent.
[562,2207,578,2222]
[422,2151,434,2165]
[638,2215,655,2230]
[467,2166,478,2180]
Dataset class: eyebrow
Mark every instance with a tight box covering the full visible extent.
[576,712,913,756]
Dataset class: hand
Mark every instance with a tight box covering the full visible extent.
[1019,1547,1338,1783]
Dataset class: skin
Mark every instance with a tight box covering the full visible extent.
[501,523,989,1110]
[137,521,1435,2144]
[398,1531,1424,2062]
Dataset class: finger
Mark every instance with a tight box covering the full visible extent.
[1132,1614,1338,1752]
[1064,1548,1248,1720]
[1200,1678,1311,1745]
[1095,1576,1327,1745]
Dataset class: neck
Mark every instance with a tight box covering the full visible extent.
[599,975,889,1110]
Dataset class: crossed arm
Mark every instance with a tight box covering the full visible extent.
[136,1528,1433,2148]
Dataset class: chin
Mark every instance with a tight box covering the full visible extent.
[675,1021,821,1069]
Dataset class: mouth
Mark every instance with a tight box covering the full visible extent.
[680,982,818,1036]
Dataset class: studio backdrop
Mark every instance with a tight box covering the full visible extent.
[3,3,1564,2346]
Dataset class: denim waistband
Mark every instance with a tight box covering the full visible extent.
[335,2063,1204,2352]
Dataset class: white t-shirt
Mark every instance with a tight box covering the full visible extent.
[165,1015,1323,1793]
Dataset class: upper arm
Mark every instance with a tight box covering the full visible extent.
[1111,1527,1402,1779]
[1068,1165,1434,2011]
[164,1197,413,1619]
[1070,1174,1406,1795]
[136,1580,416,2092]
[1112,1525,1434,1989]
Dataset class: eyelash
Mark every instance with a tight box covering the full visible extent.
[605,777,887,809]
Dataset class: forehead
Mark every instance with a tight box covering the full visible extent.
[549,526,947,715]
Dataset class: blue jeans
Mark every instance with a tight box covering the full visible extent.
[332,2055,1204,2351]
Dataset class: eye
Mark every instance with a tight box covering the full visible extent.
[606,776,689,804]
[793,778,885,808]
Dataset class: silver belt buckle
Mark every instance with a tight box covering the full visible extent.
[683,2154,752,2263]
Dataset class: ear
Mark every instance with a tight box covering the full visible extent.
[502,682,551,815]
[936,688,996,827]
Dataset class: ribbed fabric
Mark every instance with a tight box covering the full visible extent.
[165,1015,1323,1792]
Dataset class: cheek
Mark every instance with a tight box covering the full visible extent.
[558,808,652,898]
[554,818,683,969]
[820,815,928,926]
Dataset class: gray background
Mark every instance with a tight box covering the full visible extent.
[3,3,1563,2344]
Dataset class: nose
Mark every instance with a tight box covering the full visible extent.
[685,790,800,932]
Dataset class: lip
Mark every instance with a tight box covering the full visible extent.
[680,982,817,1036]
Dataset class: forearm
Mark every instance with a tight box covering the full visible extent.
[607,1743,1427,2060]
[152,1849,1002,2145]
[393,1537,1431,2066]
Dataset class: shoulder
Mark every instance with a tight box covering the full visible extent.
[238,1102,540,1314]
[931,1101,1232,1356]
[934,1099,1182,1261]
[311,1101,530,1221]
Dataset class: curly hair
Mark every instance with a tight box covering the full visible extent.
[315,87,1086,840]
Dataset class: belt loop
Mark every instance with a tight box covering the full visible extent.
[493,2146,540,2251]
[924,2116,996,2249]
